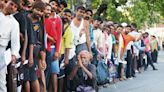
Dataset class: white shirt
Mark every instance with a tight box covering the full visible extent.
[126,41,133,50]
[69,27,76,60]
[107,34,113,59]
[93,28,103,48]
[0,12,20,58]
[128,31,141,56]
[118,34,124,60]
[128,31,141,41]
[70,19,86,46]
[133,41,139,56]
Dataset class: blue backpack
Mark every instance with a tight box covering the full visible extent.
[96,61,109,85]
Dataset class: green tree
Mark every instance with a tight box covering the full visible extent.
[67,0,164,29]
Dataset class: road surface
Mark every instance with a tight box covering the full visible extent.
[99,51,164,92]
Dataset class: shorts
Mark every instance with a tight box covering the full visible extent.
[44,47,60,88]
[23,64,38,82]
[50,48,60,74]
[23,46,40,82]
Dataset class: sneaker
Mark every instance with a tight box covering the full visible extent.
[129,77,133,80]
[135,70,139,73]
[132,75,136,78]
[123,76,127,80]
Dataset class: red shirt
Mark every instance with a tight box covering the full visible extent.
[50,15,62,53]
[113,31,119,41]
[44,18,57,52]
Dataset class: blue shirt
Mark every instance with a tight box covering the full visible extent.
[89,25,94,46]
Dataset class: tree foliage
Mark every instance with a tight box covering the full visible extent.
[68,0,164,29]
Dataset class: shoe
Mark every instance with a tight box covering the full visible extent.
[144,67,147,71]
[138,69,141,73]
[128,77,133,80]
[119,78,124,81]
[135,70,139,73]
[123,77,127,80]
[153,68,158,71]
[132,75,136,78]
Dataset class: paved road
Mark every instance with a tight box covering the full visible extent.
[99,51,164,92]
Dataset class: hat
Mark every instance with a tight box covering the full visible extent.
[121,22,127,27]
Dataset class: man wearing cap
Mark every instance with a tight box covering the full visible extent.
[0,0,20,92]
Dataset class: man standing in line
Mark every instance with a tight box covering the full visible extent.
[22,1,46,92]
[58,9,74,92]
[0,0,20,92]
[70,6,91,55]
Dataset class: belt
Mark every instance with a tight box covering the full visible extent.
[51,45,55,48]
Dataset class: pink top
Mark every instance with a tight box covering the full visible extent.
[144,37,151,52]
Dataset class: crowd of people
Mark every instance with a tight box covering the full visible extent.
[0,0,160,92]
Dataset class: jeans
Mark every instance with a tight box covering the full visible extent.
[145,51,156,70]
[125,50,132,78]
[132,55,137,76]
[151,50,158,63]
[137,51,144,69]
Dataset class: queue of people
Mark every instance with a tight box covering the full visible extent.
[0,0,160,92]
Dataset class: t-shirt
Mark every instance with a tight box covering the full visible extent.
[128,31,141,41]
[60,24,73,54]
[107,34,113,60]
[14,11,26,55]
[32,21,45,51]
[0,12,20,58]
[14,11,35,58]
[93,29,103,49]
[122,33,135,49]
[44,18,57,52]
[89,25,94,46]
[112,34,116,45]
[151,39,158,51]
[144,37,151,52]
[50,14,62,53]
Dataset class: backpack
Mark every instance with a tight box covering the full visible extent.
[96,60,109,85]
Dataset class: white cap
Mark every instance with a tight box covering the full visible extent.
[121,22,128,27]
